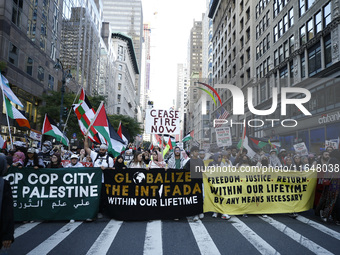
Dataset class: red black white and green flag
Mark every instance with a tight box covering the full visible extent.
[42,114,69,146]
[73,89,103,144]
[4,96,30,129]
[92,104,125,157]
[182,130,194,142]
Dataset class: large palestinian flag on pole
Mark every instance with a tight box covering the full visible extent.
[92,104,125,157]
[4,96,30,129]
[73,89,103,144]
[237,124,259,158]
[182,130,194,142]
[42,114,69,146]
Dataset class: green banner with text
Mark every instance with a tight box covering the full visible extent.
[5,167,102,221]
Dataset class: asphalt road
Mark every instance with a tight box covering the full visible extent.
[7,210,340,255]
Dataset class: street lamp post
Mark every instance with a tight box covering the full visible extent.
[54,59,72,127]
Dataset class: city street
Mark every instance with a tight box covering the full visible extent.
[9,210,340,255]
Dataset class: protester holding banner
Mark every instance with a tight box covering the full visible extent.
[46,153,63,168]
[167,147,188,169]
[127,151,147,168]
[38,141,54,166]
[65,154,84,168]
[113,155,126,170]
[22,148,45,169]
[11,151,25,167]
[0,154,14,250]
[150,150,166,168]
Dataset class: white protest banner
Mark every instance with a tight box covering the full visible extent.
[293,142,308,156]
[325,139,339,150]
[145,109,180,134]
[215,127,232,147]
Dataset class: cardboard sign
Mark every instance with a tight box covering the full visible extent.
[293,142,308,156]
[145,109,180,134]
[215,127,232,147]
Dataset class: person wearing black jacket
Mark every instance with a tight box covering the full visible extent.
[0,154,14,249]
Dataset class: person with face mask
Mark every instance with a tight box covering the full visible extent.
[269,149,282,167]
[38,141,54,167]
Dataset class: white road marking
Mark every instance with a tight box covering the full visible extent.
[14,222,41,238]
[27,222,82,255]
[187,217,221,255]
[86,220,123,255]
[259,216,333,255]
[231,217,280,255]
[143,220,163,255]
[296,215,340,241]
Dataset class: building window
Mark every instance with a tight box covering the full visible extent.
[274,50,278,66]
[283,14,288,33]
[307,18,314,41]
[289,60,294,80]
[300,25,306,45]
[324,34,332,67]
[267,34,270,50]
[8,43,19,66]
[260,82,266,102]
[299,0,306,17]
[301,54,306,78]
[246,68,251,81]
[246,47,250,61]
[118,45,124,54]
[280,65,288,87]
[117,107,120,114]
[307,0,315,9]
[256,25,259,39]
[308,42,321,76]
[263,37,267,53]
[314,11,322,34]
[274,25,278,43]
[26,57,33,76]
[117,94,121,103]
[323,2,331,28]
[279,45,284,63]
[38,66,45,82]
[273,0,278,18]
[118,83,121,90]
[289,8,294,27]
[48,75,54,90]
[246,7,250,21]
[289,35,294,54]
[246,27,250,41]
[256,46,260,60]
[12,0,23,26]
[118,73,122,80]
[284,41,289,59]
[118,65,122,70]
[278,20,283,37]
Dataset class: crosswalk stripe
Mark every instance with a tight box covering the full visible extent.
[187,217,221,255]
[143,220,162,255]
[296,215,340,241]
[14,222,41,238]
[86,220,123,255]
[27,222,82,255]
[259,216,334,255]
[231,217,280,255]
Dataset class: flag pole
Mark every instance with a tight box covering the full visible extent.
[63,85,82,134]
[1,76,13,150]
[85,101,104,135]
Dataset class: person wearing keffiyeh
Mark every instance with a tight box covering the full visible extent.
[12,151,25,167]
[149,150,166,168]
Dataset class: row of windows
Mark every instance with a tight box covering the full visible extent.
[255,0,270,19]
[299,3,331,46]
[299,0,316,17]
[273,35,294,66]
[300,34,332,78]
[256,57,271,79]
[273,0,291,19]
[273,8,294,43]
[256,34,271,60]
[256,11,270,40]
[8,43,54,90]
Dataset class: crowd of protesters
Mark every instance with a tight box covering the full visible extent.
[0,136,339,233]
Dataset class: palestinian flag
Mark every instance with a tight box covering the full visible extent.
[248,137,281,149]
[163,134,177,148]
[117,121,129,145]
[92,104,125,157]
[42,114,69,146]
[1,74,23,107]
[237,125,259,158]
[4,96,30,129]
[73,90,103,144]
[182,130,194,142]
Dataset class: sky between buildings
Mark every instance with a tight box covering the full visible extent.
[142,0,206,109]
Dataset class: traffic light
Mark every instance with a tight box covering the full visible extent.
[63,107,68,117]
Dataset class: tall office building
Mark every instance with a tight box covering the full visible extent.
[208,0,340,153]
[176,63,189,140]
[102,0,143,105]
